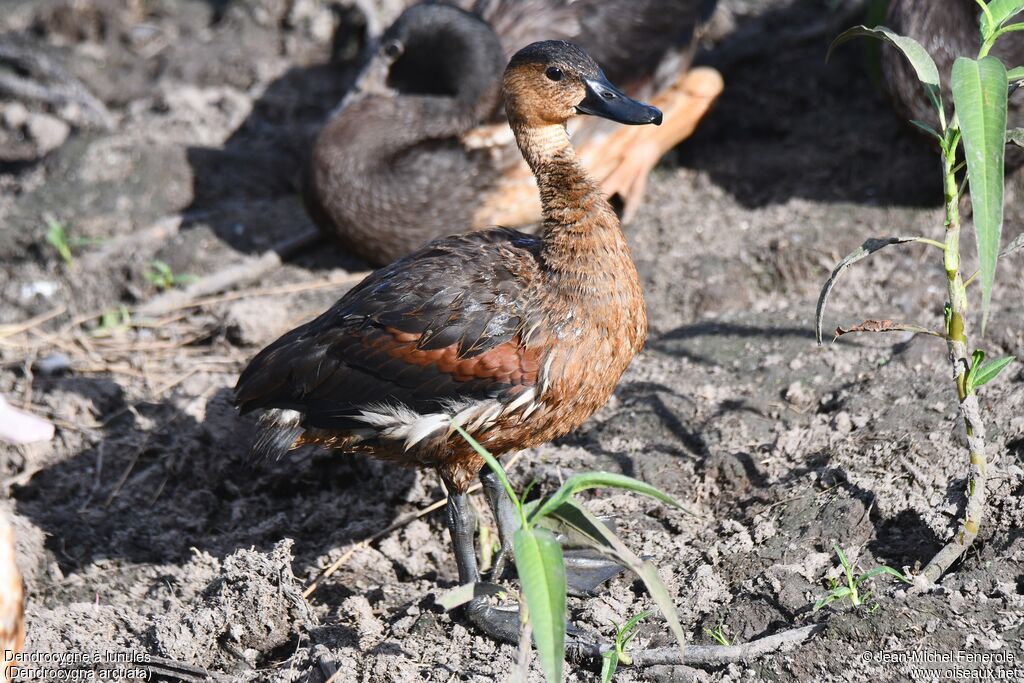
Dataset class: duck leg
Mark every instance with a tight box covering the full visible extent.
[478,469,627,597]
[445,487,520,643]
[479,467,518,581]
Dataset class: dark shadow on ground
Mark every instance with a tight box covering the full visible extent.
[13,378,418,584]
[677,0,941,209]
[181,3,370,272]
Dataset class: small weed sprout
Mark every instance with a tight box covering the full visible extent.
[144,260,196,291]
[44,215,74,266]
[90,305,132,338]
[822,0,1023,587]
[704,623,731,646]
[813,543,911,612]
[601,610,652,682]
[43,214,103,266]
[446,424,690,683]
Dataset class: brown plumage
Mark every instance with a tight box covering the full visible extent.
[237,40,661,641]
[303,1,720,266]
[0,515,23,683]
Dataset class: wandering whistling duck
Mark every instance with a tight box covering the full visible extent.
[882,0,1023,166]
[303,0,722,266]
[236,40,662,641]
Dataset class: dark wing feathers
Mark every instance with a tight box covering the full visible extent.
[234,229,544,427]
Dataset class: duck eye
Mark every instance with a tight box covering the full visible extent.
[383,39,403,59]
[545,67,563,82]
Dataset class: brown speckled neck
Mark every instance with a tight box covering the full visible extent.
[508,118,635,299]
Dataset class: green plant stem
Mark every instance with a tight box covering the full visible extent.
[917,146,990,587]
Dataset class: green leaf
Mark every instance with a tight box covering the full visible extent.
[540,500,686,659]
[619,610,653,639]
[1009,66,1024,81]
[854,566,912,588]
[972,355,1015,389]
[600,650,619,683]
[1008,128,1024,146]
[451,423,521,517]
[435,581,505,611]
[834,543,853,577]
[529,472,687,524]
[980,0,1024,37]
[910,119,943,141]
[815,237,929,344]
[636,561,686,659]
[44,215,73,266]
[952,56,1009,333]
[514,527,566,683]
[828,26,940,88]
[829,26,942,121]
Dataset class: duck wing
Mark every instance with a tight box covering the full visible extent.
[233,228,546,432]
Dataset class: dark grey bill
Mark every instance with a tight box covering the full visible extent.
[576,74,662,125]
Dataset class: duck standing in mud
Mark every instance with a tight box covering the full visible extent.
[236,40,661,640]
[304,0,722,265]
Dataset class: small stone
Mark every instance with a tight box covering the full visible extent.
[831,411,853,433]
[225,297,281,346]
[784,380,812,406]
[1,102,28,129]
[20,280,59,300]
[25,113,70,154]
[34,353,71,376]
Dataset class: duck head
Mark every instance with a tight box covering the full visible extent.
[502,40,663,128]
[352,3,506,116]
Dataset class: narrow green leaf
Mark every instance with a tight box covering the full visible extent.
[980,0,1024,36]
[636,561,686,660]
[828,26,940,87]
[834,543,853,576]
[829,26,942,121]
[1008,128,1024,146]
[600,650,619,683]
[619,610,654,637]
[972,355,1015,388]
[1008,66,1024,81]
[451,423,521,513]
[529,472,687,524]
[435,581,505,610]
[854,566,912,588]
[815,237,928,344]
[910,119,943,141]
[44,216,73,266]
[514,527,566,683]
[952,56,1009,333]
[541,501,686,659]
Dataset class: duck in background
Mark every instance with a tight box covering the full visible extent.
[882,0,1023,166]
[239,40,662,641]
[305,0,722,265]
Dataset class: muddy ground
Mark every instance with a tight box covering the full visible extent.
[1,0,1023,681]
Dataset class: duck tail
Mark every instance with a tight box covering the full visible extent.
[251,409,304,461]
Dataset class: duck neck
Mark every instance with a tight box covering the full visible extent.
[512,121,631,292]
